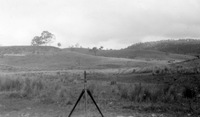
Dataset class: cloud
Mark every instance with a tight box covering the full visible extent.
[0,0,200,48]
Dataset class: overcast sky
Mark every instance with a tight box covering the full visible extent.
[0,0,200,49]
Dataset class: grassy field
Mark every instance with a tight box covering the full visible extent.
[0,70,200,117]
[0,46,199,116]
[0,50,170,72]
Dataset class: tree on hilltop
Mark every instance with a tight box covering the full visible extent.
[89,47,98,56]
[57,42,61,47]
[99,46,104,50]
[31,31,55,46]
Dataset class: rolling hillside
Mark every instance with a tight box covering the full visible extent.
[64,48,194,61]
[98,49,193,60]
[0,44,195,72]
[0,49,164,72]
[0,46,61,55]
[127,39,200,55]
[170,58,200,69]
[63,48,91,55]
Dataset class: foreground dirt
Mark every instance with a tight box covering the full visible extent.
[0,95,191,117]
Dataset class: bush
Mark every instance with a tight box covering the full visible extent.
[128,83,143,102]
[117,84,129,99]
[117,83,182,103]
[0,78,23,91]
[110,80,117,85]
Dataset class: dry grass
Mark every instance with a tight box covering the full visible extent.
[0,72,200,115]
[86,79,200,115]
[0,73,82,105]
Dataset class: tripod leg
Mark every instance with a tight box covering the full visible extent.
[87,90,104,117]
[68,89,85,117]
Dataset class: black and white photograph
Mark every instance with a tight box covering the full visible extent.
[0,0,200,116]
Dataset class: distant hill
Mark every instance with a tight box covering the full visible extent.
[64,39,198,61]
[63,48,91,55]
[0,46,61,55]
[64,47,193,61]
[127,39,200,55]
[99,49,193,60]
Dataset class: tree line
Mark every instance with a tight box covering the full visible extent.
[31,31,104,56]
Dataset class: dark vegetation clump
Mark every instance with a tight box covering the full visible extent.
[115,82,200,113]
[152,65,200,76]
[110,80,117,85]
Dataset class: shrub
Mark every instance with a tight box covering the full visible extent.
[128,83,143,102]
[117,83,182,103]
[110,80,117,85]
[117,84,129,99]
[0,78,23,91]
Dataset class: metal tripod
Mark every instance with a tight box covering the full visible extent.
[68,71,104,117]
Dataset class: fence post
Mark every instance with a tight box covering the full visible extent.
[84,71,87,117]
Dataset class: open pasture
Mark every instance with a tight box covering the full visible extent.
[0,50,169,72]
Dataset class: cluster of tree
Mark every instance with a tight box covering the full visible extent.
[68,44,104,56]
[68,43,82,51]
[89,46,104,56]
[70,43,82,48]
[31,31,56,46]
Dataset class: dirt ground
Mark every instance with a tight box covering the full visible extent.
[0,95,190,117]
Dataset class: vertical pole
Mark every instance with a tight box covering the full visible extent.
[84,71,87,117]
